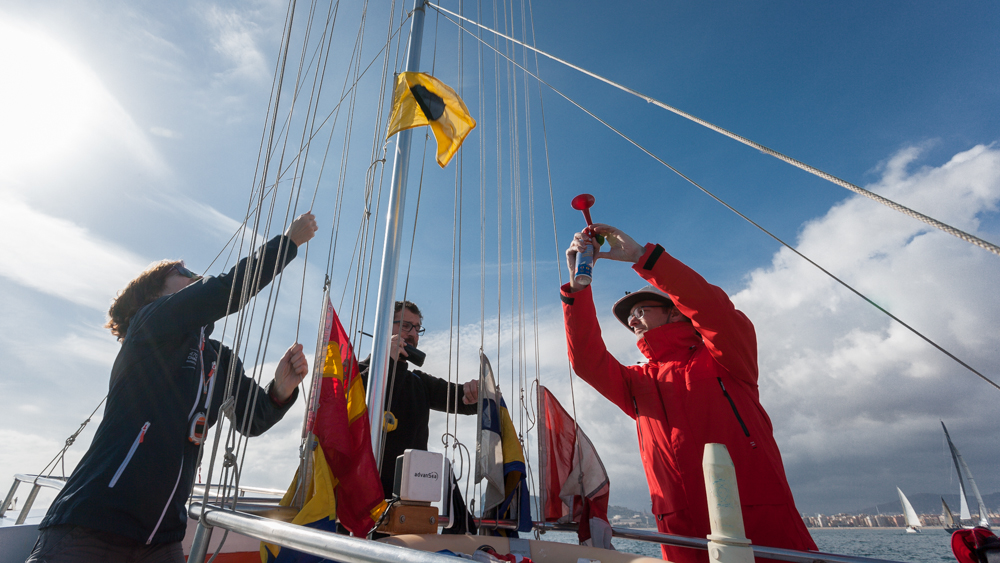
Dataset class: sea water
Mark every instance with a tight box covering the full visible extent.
[809,528,955,562]
[537,528,956,562]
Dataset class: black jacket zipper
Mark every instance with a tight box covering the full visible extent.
[632,396,644,453]
[717,378,750,437]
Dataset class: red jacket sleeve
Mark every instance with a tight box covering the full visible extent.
[633,243,759,386]
[560,284,639,419]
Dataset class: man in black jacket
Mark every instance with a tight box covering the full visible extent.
[27,213,318,563]
[360,300,478,499]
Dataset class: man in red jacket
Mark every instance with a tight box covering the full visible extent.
[562,224,816,563]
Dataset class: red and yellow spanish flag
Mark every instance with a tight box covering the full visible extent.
[316,297,386,535]
[263,297,386,562]
[386,72,476,167]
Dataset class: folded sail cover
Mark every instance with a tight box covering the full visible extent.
[538,385,613,549]
[264,297,386,562]
[386,72,476,167]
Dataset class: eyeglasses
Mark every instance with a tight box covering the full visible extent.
[393,320,426,335]
[630,305,669,321]
[172,263,201,280]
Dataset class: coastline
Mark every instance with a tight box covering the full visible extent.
[810,526,947,530]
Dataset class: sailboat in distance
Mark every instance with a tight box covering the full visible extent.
[942,421,991,529]
[896,487,921,533]
[943,497,960,534]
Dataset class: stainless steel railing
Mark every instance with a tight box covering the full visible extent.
[186,502,910,563]
[537,522,911,563]
[189,503,466,563]
[1,474,67,525]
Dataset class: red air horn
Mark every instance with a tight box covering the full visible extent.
[571,193,600,286]
[571,193,596,232]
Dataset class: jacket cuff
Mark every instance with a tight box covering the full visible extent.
[633,243,664,272]
[278,235,299,262]
[560,282,592,305]
[267,381,299,408]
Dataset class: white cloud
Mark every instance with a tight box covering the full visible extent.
[58,329,123,367]
[150,126,183,139]
[731,144,1000,510]
[0,195,149,310]
[201,6,268,81]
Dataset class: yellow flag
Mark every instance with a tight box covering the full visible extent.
[386,72,476,167]
[260,442,337,561]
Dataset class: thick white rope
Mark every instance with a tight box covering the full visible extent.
[427,2,1000,259]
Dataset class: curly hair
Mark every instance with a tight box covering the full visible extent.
[106,260,183,341]
[393,300,422,319]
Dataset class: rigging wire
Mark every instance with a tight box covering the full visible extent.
[426,2,1000,260]
[194,0,303,521]
[200,0,389,524]
[444,0,465,454]
[518,0,543,525]
[430,7,1000,391]
[477,0,487,356]
[501,0,518,423]
[474,0,487,514]
[504,0,527,440]
[33,395,108,479]
[222,0,339,494]
[291,0,346,345]
[202,11,414,277]
[346,0,404,363]
[518,0,539,435]
[286,0,340,344]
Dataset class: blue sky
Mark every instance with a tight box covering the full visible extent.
[1,0,999,520]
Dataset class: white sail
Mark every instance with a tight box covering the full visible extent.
[942,421,988,526]
[957,452,991,527]
[896,487,921,529]
[960,484,973,521]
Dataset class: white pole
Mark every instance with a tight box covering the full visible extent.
[703,443,754,563]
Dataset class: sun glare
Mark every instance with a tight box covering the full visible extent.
[0,18,136,175]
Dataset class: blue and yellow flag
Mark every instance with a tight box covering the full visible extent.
[386,72,476,167]
[476,352,531,534]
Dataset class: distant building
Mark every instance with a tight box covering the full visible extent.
[805,511,946,529]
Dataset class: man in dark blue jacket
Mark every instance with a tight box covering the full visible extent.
[27,213,318,563]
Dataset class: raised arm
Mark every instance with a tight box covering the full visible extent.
[560,283,639,418]
[631,242,758,385]
[140,213,318,337]
[572,223,757,385]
